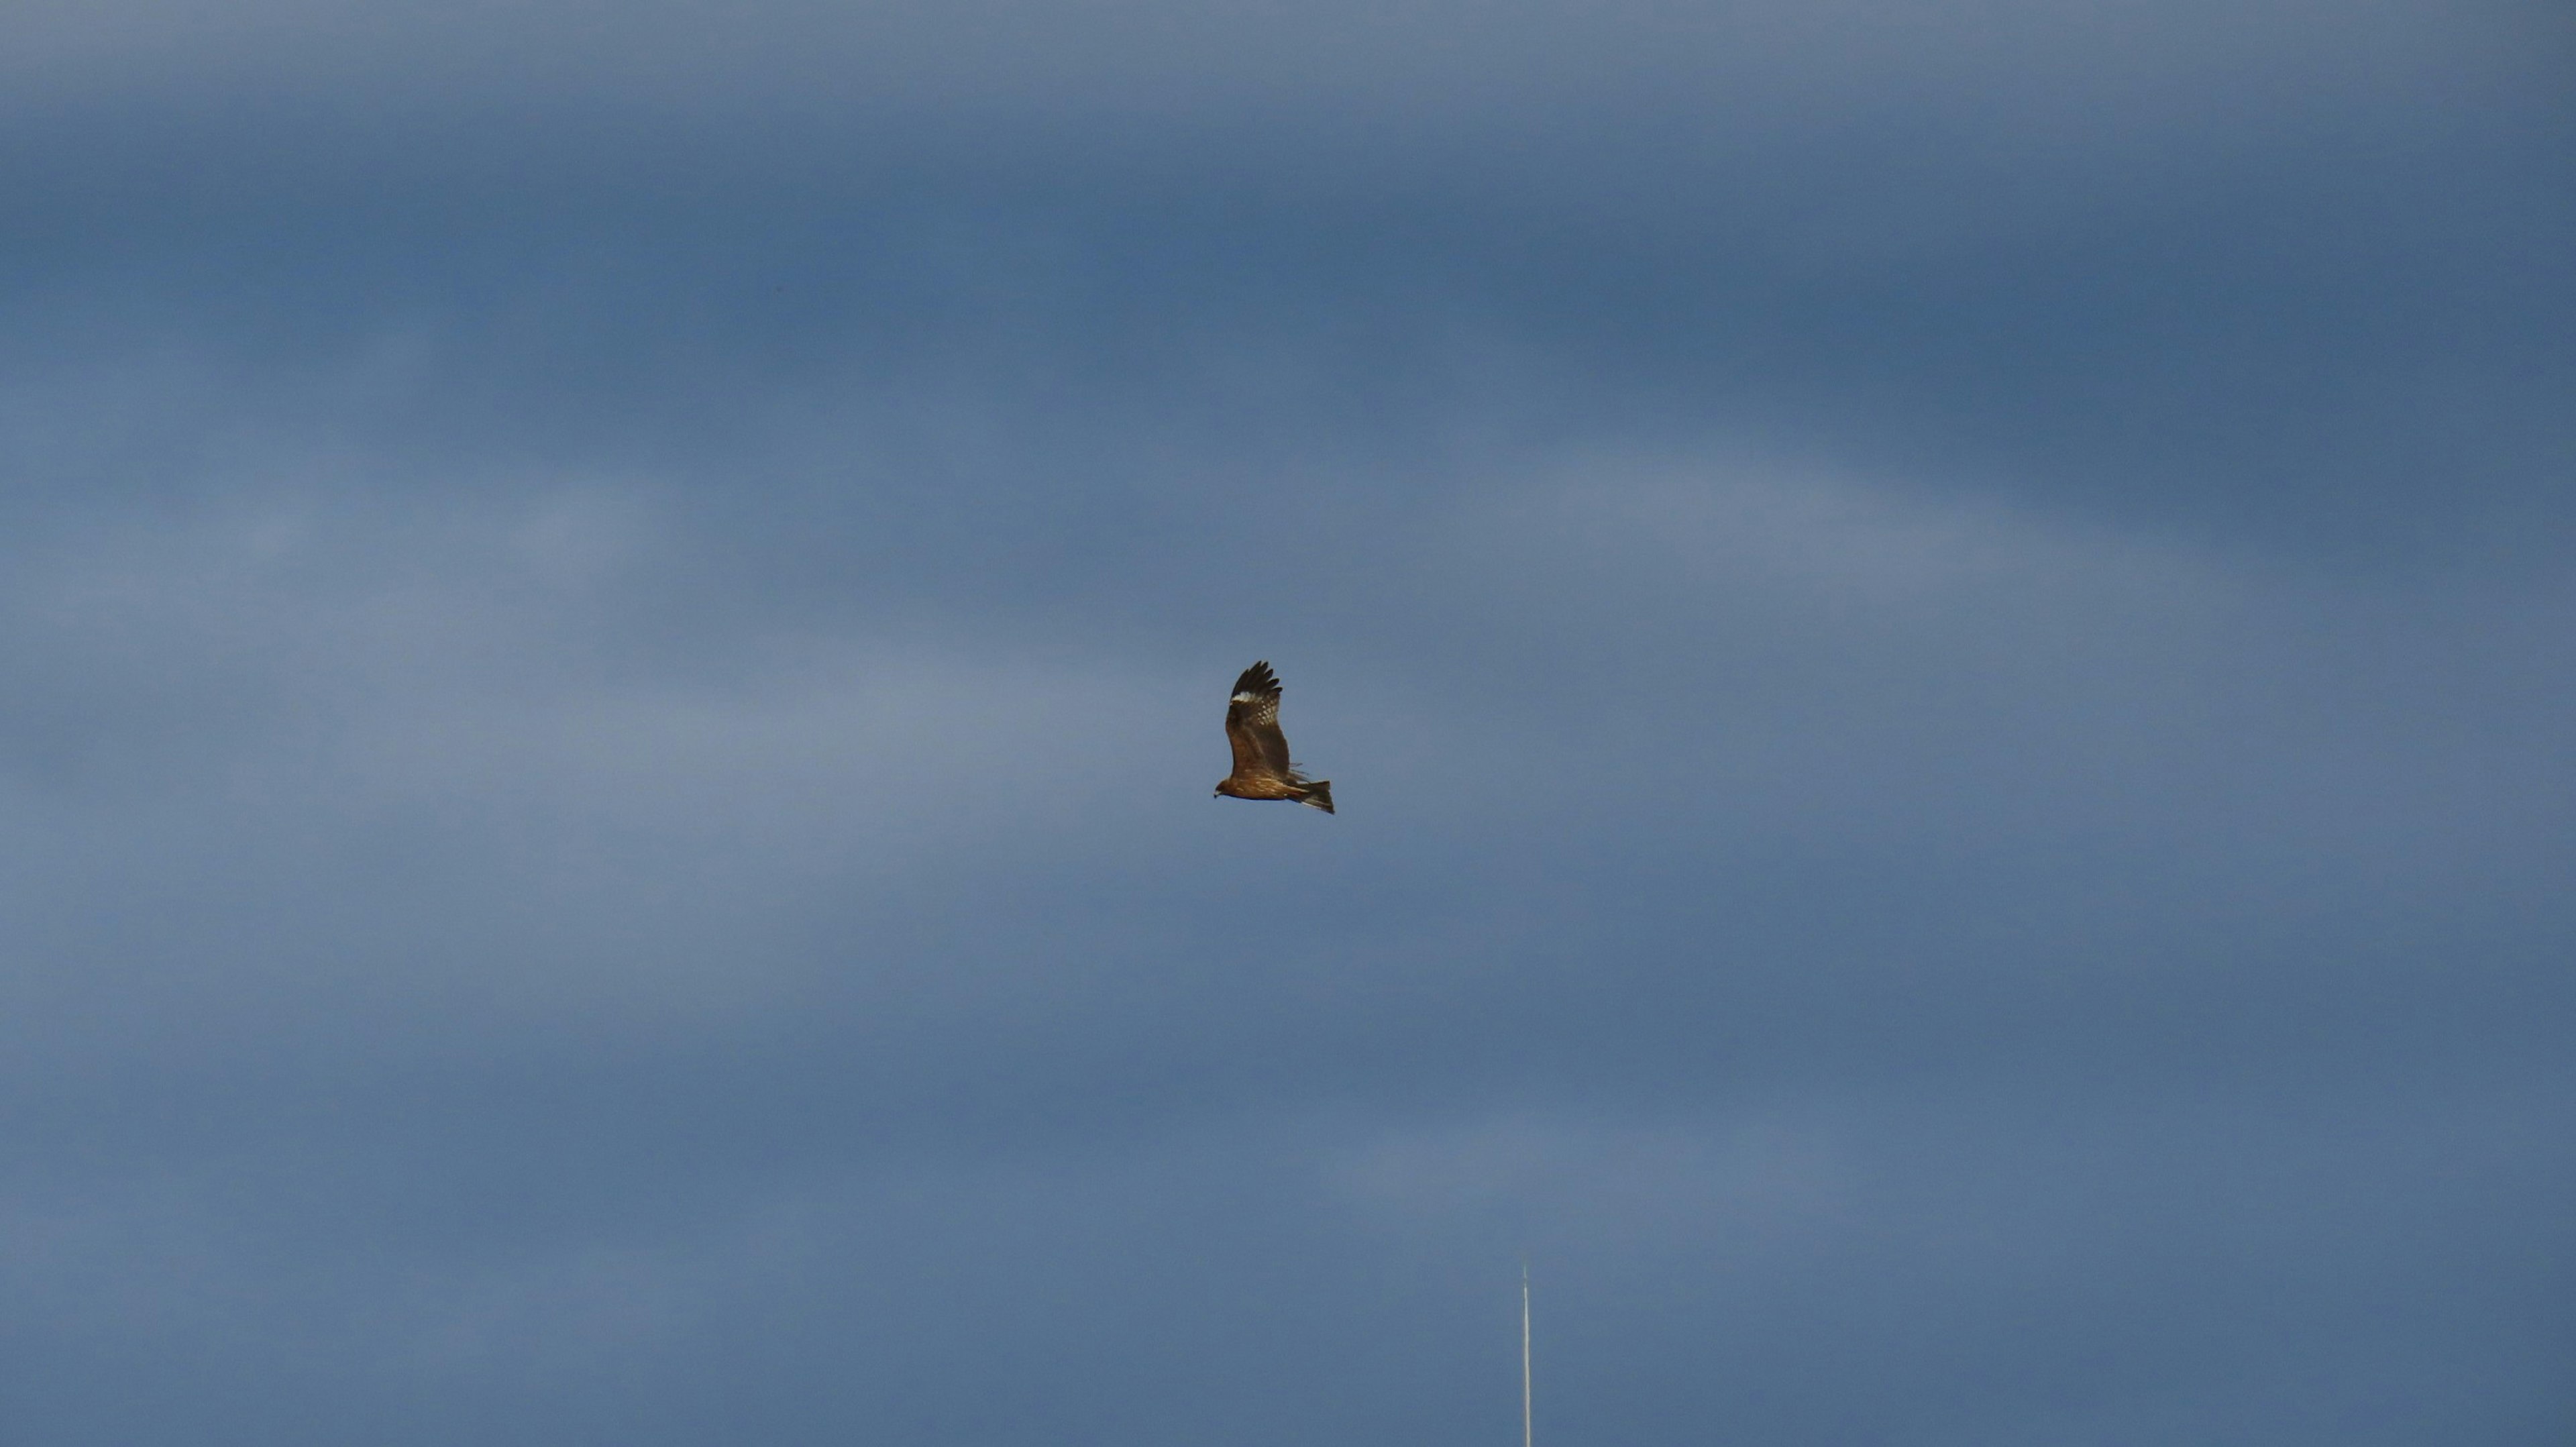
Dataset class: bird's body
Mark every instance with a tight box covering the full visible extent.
[1214,661,1334,814]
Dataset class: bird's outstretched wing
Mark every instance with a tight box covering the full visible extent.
[1225,661,1296,780]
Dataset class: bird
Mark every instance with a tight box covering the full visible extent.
[1214,661,1334,814]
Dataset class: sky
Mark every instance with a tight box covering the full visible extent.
[1,1,2572,1442]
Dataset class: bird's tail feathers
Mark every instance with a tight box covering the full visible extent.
[1299,780,1335,814]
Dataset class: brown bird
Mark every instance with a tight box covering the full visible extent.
[1214,661,1335,814]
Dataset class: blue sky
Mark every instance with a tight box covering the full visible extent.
[2,2,2571,1442]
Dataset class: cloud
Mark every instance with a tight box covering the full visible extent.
[4,0,2549,142]
[0,5,2568,1438]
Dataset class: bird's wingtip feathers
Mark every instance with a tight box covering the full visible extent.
[1230,660,1281,698]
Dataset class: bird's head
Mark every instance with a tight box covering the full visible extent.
[1212,779,1238,800]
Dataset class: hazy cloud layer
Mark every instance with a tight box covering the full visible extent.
[1,1,2570,1442]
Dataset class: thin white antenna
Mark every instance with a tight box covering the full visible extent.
[1521,1257,1533,1447]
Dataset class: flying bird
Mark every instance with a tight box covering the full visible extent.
[1214,661,1334,814]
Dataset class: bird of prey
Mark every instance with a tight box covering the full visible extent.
[1214,661,1334,814]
